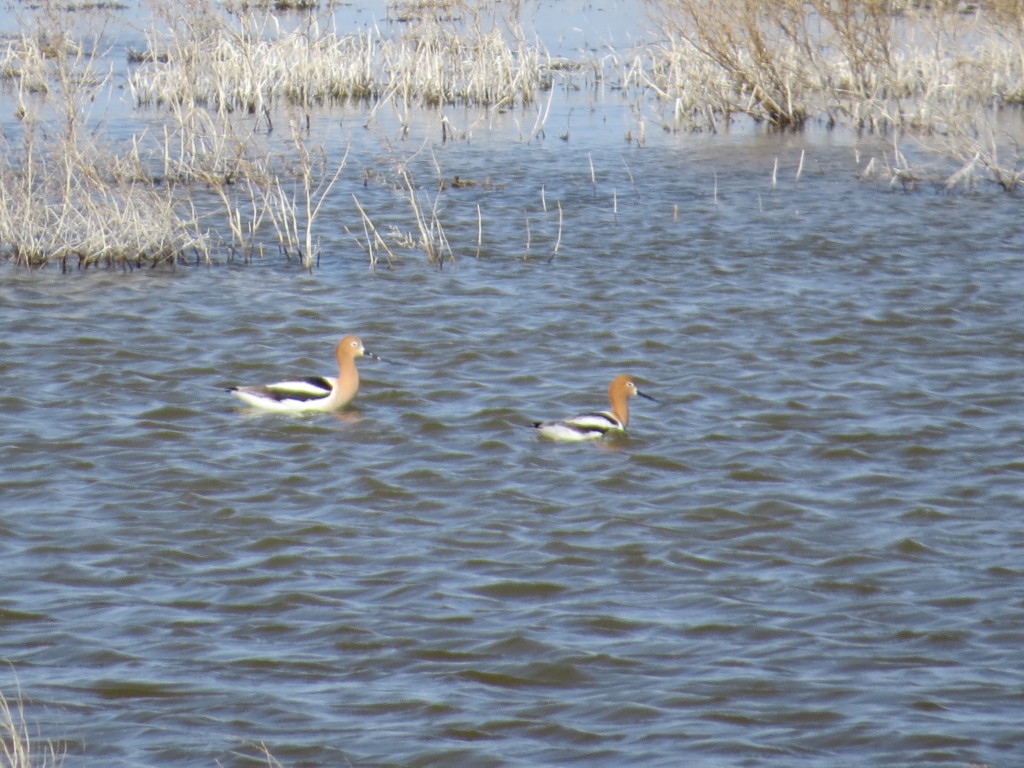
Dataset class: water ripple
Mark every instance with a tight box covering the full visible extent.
[2,133,1024,768]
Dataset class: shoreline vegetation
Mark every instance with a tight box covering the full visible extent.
[0,0,1023,269]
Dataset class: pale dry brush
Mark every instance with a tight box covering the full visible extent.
[0,30,58,97]
[129,12,379,115]
[347,160,460,268]
[643,0,819,128]
[9,0,546,270]
[643,0,1024,128]
[350,194,399,270]
[401,169,453,265]
[377,12,548,109]
[129,0,549,116]
[0,145,209,269]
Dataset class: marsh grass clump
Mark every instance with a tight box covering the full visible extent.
[644,0,819,128]
[0,168,208,270]
[378,15,547,108]
[128,12,380,114]
[128,0,550,116]
[141,103,349,268]
[350,179,453,269]
[0,26,210,268]
[642,0,1024,131]
[0,30,79,94]
[388,0,469,24]
[224,0,318,11]
[1,0,353,269]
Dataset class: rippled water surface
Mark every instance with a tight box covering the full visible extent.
[3,3,1024,768]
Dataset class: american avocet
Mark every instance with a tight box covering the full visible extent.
[533,374,655,441]
[228,335,378,412]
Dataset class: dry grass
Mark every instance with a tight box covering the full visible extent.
[348,167,453,270]
[376,13,548,109]
[1,0,351,269]
[128,0,550,116]
[0,173,208,270]
[0,686,64,768]
[0,27,210,268]
[5,0,1024,270]
[129,9,379,114]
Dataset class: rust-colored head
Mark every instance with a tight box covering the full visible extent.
[335,335,366,362]
[607,374,655,427]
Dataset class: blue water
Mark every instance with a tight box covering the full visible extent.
[2,2,1024,767]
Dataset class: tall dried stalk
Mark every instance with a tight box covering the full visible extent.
[551,200,563,259]
[289,125,349,269]
[351,195,398,270]
[475,203,483,258]
[402,171,453,265]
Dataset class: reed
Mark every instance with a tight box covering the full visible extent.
[402,170,453,265]
[287,124,348,269]
[351,194,399,270]
[154,102,276,186]
[349,164,461,268]
[129,7,379,114]
[9,0,1024,271]
[3,0,361,268]
[0,174,208,270]
[552,199,563,258]
[226,739,291,768]
[128,0,551,117]
[475,202,483,258]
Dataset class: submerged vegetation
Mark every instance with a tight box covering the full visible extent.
[0,0,1023,269]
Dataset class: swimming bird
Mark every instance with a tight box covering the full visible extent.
[228,335,378,412]
[532,374,655,441]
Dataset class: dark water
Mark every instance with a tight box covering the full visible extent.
[3,2,1024,768]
